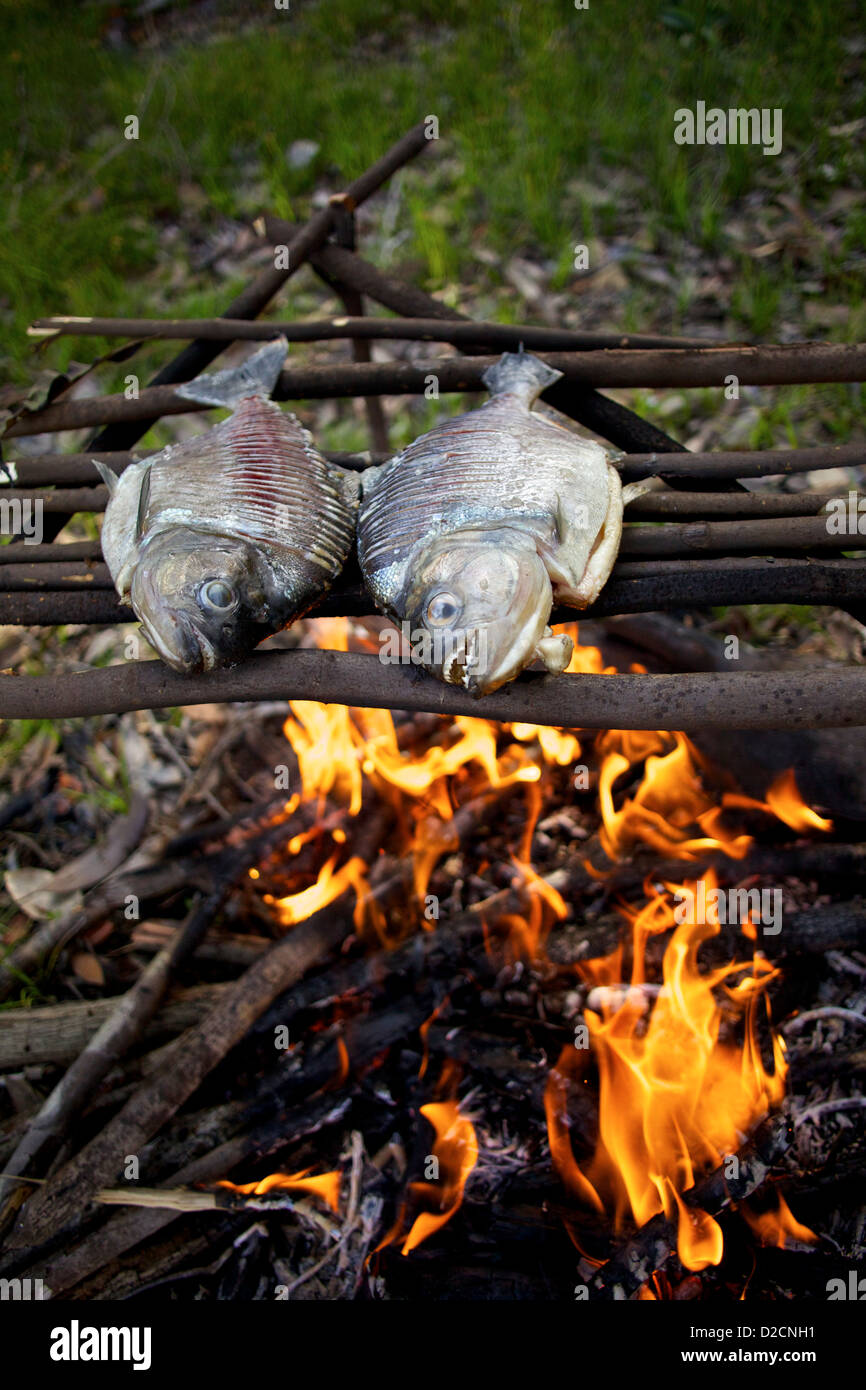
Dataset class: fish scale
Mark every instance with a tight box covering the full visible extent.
[359,397,610,589]
[142,398,353,567]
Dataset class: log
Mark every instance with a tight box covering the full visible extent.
[618,512,866,557]
[0,984,229,1071]
[23,1093,351,1297]
[4,902,352,1249]
[4,552,866,629]
[3,488,857,532]
[5,806,390,1250]
[0,884,237,1204]
[0,561,113,590]
[0,449,381,488]
[1,644,866,730]
[4,445,862,491]
[625,489,851,518]
[5,518,861,592]
[0,540,103,565]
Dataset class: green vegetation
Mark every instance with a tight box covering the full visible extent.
[1,0,863,391]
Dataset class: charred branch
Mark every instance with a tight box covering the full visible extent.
[0,449,382,488]
[7,344,866,438]
[3,553,866,643]
[2,645,866,729]
[4,445,862,493]
[589,1112,792,1298]
[618,512,866,557]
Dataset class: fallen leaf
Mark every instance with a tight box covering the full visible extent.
[71,952,105,986]
[3,867,84,921]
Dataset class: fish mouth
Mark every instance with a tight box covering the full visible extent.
[139,613,215,675]
[442,606,550,697]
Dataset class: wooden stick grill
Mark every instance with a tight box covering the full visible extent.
[2,126,865,728]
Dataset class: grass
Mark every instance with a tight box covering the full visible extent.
[0,0,863,390]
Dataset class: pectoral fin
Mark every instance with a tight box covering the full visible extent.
[622,477,664,507]
[134,463,153,542]
[535,628,573,674]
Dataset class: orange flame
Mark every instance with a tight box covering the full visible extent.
[739,1192,817,1248]
[596,730,753,862]
[400,1100,479,1254]
[265,854,368,926]
[217,1168,341,1214]
[239,618,833,1276]
[546,870,790,1270]
[766,770,833,833]
[722,769,833,835]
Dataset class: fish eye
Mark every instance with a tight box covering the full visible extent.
[425,590,461,627]
[199,579,236,612]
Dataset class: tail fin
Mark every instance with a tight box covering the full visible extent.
[176,336,288,409]
[481,350,563,406]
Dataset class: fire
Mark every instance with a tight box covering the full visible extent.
[401,1101,479,1254]
[245,618,830,1275]
[264,620,826,941]
[724,768,833,835]
[265,854,368,927]
[217,1168,341,1214]
[766,770,833,833]
[596,729,753,862]
[375,1097,479,1256]
[739,1192,817,1248]
[546,870,788,1271]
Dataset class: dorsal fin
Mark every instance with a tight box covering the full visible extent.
[176,336,288,409]
[93,460,119,497]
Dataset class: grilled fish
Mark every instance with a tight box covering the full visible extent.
[358,350,640,695]
[96,338,358,673]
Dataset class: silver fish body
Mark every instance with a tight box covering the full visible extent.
[98,339,358,673]
[357,351,626,694]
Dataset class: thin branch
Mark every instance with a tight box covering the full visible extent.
[10,344,866,438]
[28,313,713,351]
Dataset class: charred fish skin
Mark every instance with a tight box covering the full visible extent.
[357,350,625,694]
[96,338,358,674]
